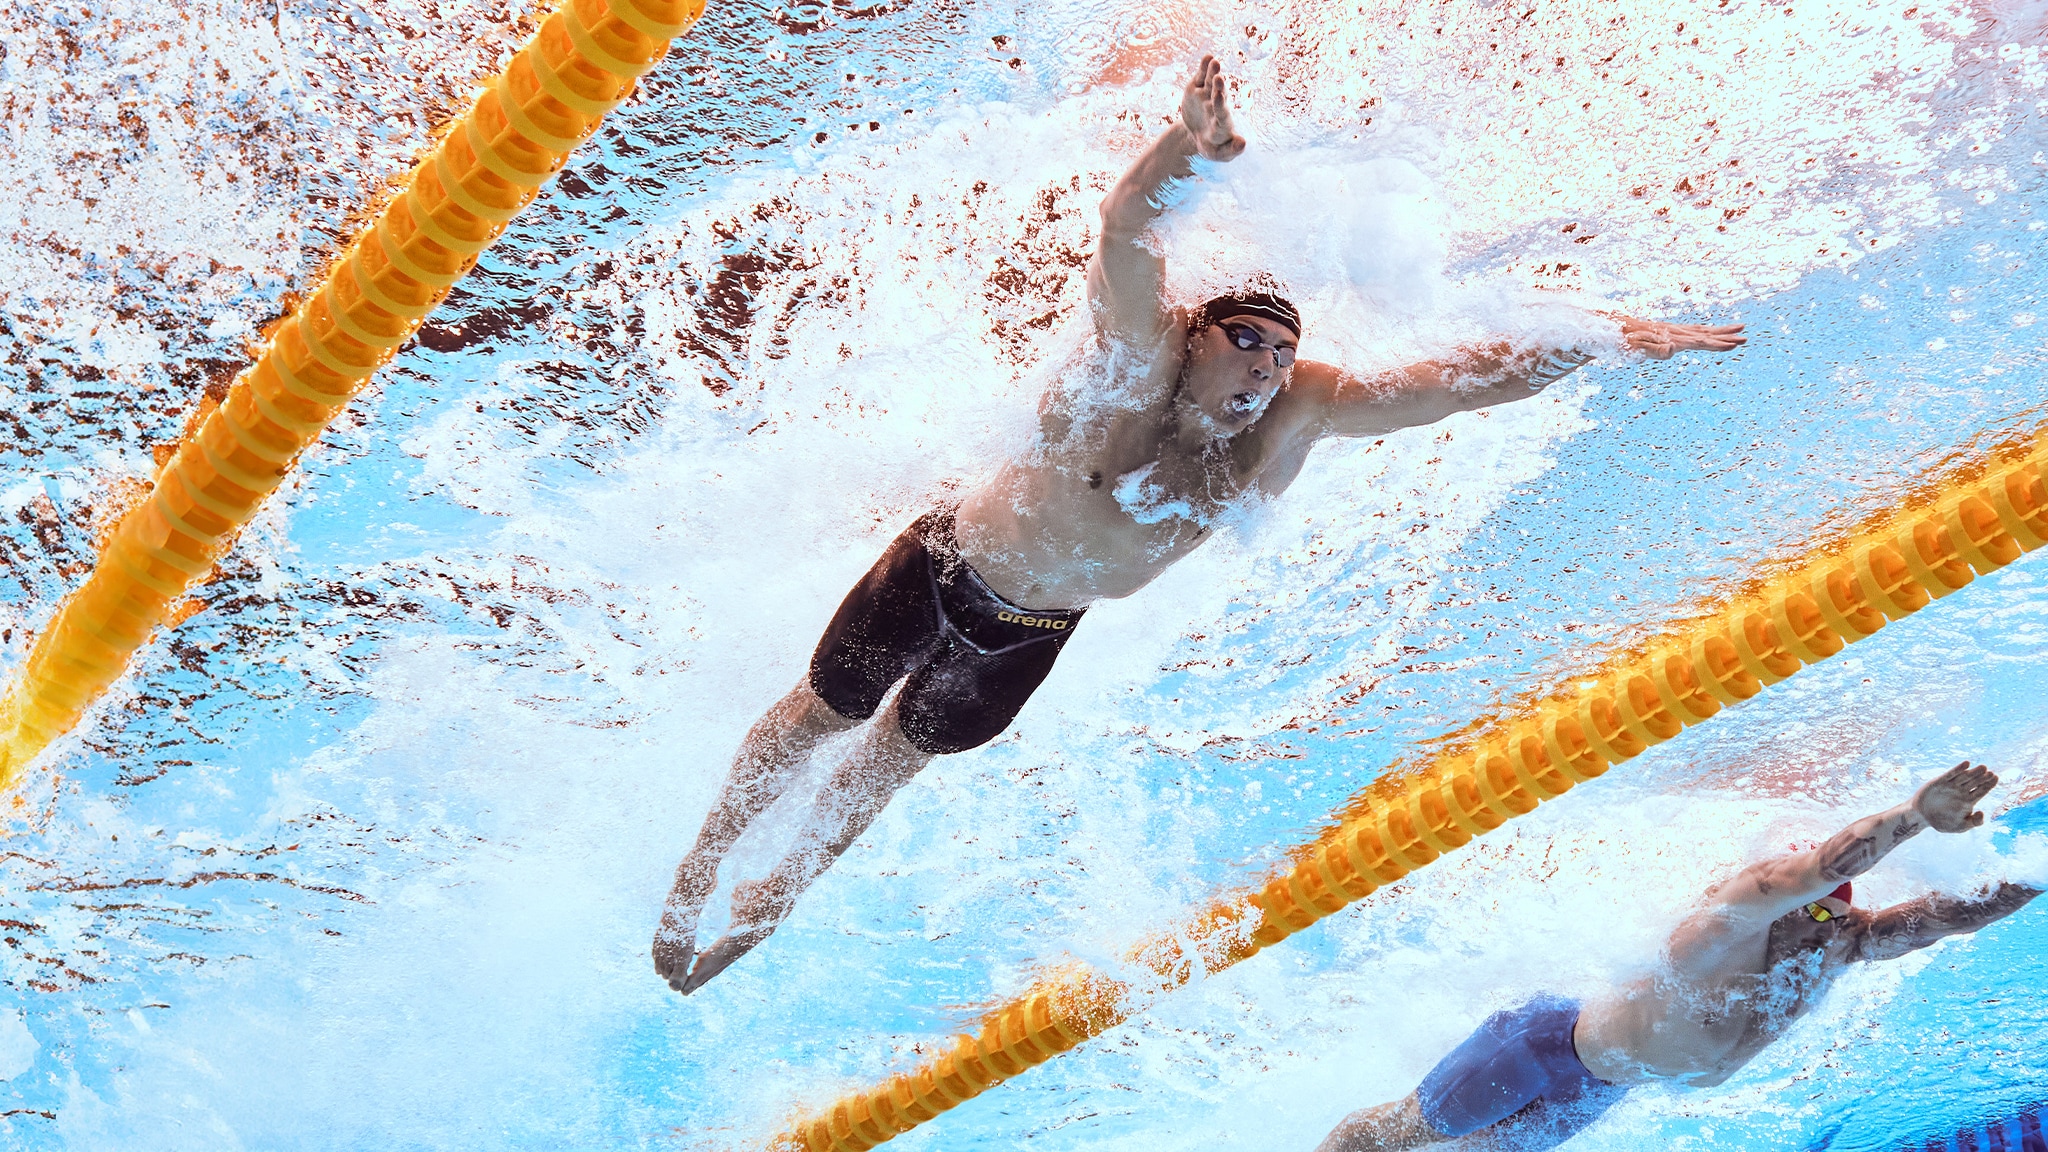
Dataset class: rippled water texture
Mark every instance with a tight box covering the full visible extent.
[0,0,2045,1147]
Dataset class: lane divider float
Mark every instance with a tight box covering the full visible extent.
[0,0,706,784]
[769,426,2048,1152]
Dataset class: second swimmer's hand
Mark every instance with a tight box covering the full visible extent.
[1914,761,1997,834]
[1619,316,1747,360]
[1181,55,1245,161]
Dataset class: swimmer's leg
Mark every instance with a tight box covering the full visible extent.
[657,515,942,993]
[1320,998,1620,1152]
[1316,1094,1447,1152]
[680,694,935,993]
[653,677,860,991]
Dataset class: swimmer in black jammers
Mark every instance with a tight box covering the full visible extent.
[1315,763,2040,1152]
[654,56,1748,994]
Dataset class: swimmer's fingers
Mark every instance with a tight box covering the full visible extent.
[1181,56,1219,133]
[1182,54,1245,160]
[1624,322,1745,358]
[1937,760,1997,796]
[1661,323,1747,347]
[1962,762,2000,800]
[1675,329,1747,348]
[652,935,694,992]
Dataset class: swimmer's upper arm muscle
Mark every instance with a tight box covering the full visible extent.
[1087,247,1167,345]
[1703,852,1833,923]
[1289,357,1494,439]
[1088,123,1197,343]
[1089,57,1244,346]
[1656,854,1828,972]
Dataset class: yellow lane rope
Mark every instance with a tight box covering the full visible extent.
[769,425,2048,1152]
[0,0,706,785]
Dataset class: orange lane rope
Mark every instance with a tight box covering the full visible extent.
[768,425,2048,1152]
[0,0,706,786]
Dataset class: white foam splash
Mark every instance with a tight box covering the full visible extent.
[2,0,2042,1145]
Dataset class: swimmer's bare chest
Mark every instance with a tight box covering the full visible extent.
[952,352,1312,609]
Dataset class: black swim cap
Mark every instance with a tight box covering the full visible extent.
[1195,290,1302,338]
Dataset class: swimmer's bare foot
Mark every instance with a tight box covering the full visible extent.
[653,854,720,993]
[679,876,793,994]
[652,903,700,993]
[680,923,780,993]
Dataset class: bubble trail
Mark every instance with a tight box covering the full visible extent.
[770,419,2048,1152]
[0,0,706,787]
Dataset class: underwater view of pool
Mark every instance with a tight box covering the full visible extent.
[0,0,2044,1147]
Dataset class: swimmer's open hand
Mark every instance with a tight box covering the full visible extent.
[1181,55,1245,162]
[1620,317,1747,360]
[1914,760,1998,834]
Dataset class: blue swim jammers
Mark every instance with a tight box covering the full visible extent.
[1414,996,1628,1151]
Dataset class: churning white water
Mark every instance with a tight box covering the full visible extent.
[0,0,2044,1147]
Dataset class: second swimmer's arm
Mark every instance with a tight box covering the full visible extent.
[1087,55,1245,342]
[1719,762,1999,923]
[1654,763,1999,980]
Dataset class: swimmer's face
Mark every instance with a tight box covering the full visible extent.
[1809,895,1852,922]
[1184,313,1297,434]
[1774,896,1853,950]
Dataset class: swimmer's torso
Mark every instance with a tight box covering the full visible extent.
[1576,917,1858,1087]
[953,319,1315,608]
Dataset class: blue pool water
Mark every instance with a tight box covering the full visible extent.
[0,0,2044,1147]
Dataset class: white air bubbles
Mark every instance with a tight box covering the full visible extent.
[0,1013,37,1081]
[205,312,253,340]
[1114,461,1200,526]
[1151,146,1445,300]
[1887,820,2048,898]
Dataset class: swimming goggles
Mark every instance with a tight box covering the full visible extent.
[1804,901,1838,923]
[1220,322,1297,367]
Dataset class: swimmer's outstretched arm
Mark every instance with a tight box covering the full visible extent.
[1284,316,1745,438]
[1852,880,2041,964]
[1087,55,1244,344]
[1662,762,1998,975]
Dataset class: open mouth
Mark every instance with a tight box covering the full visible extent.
[1227,391,1262,417]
